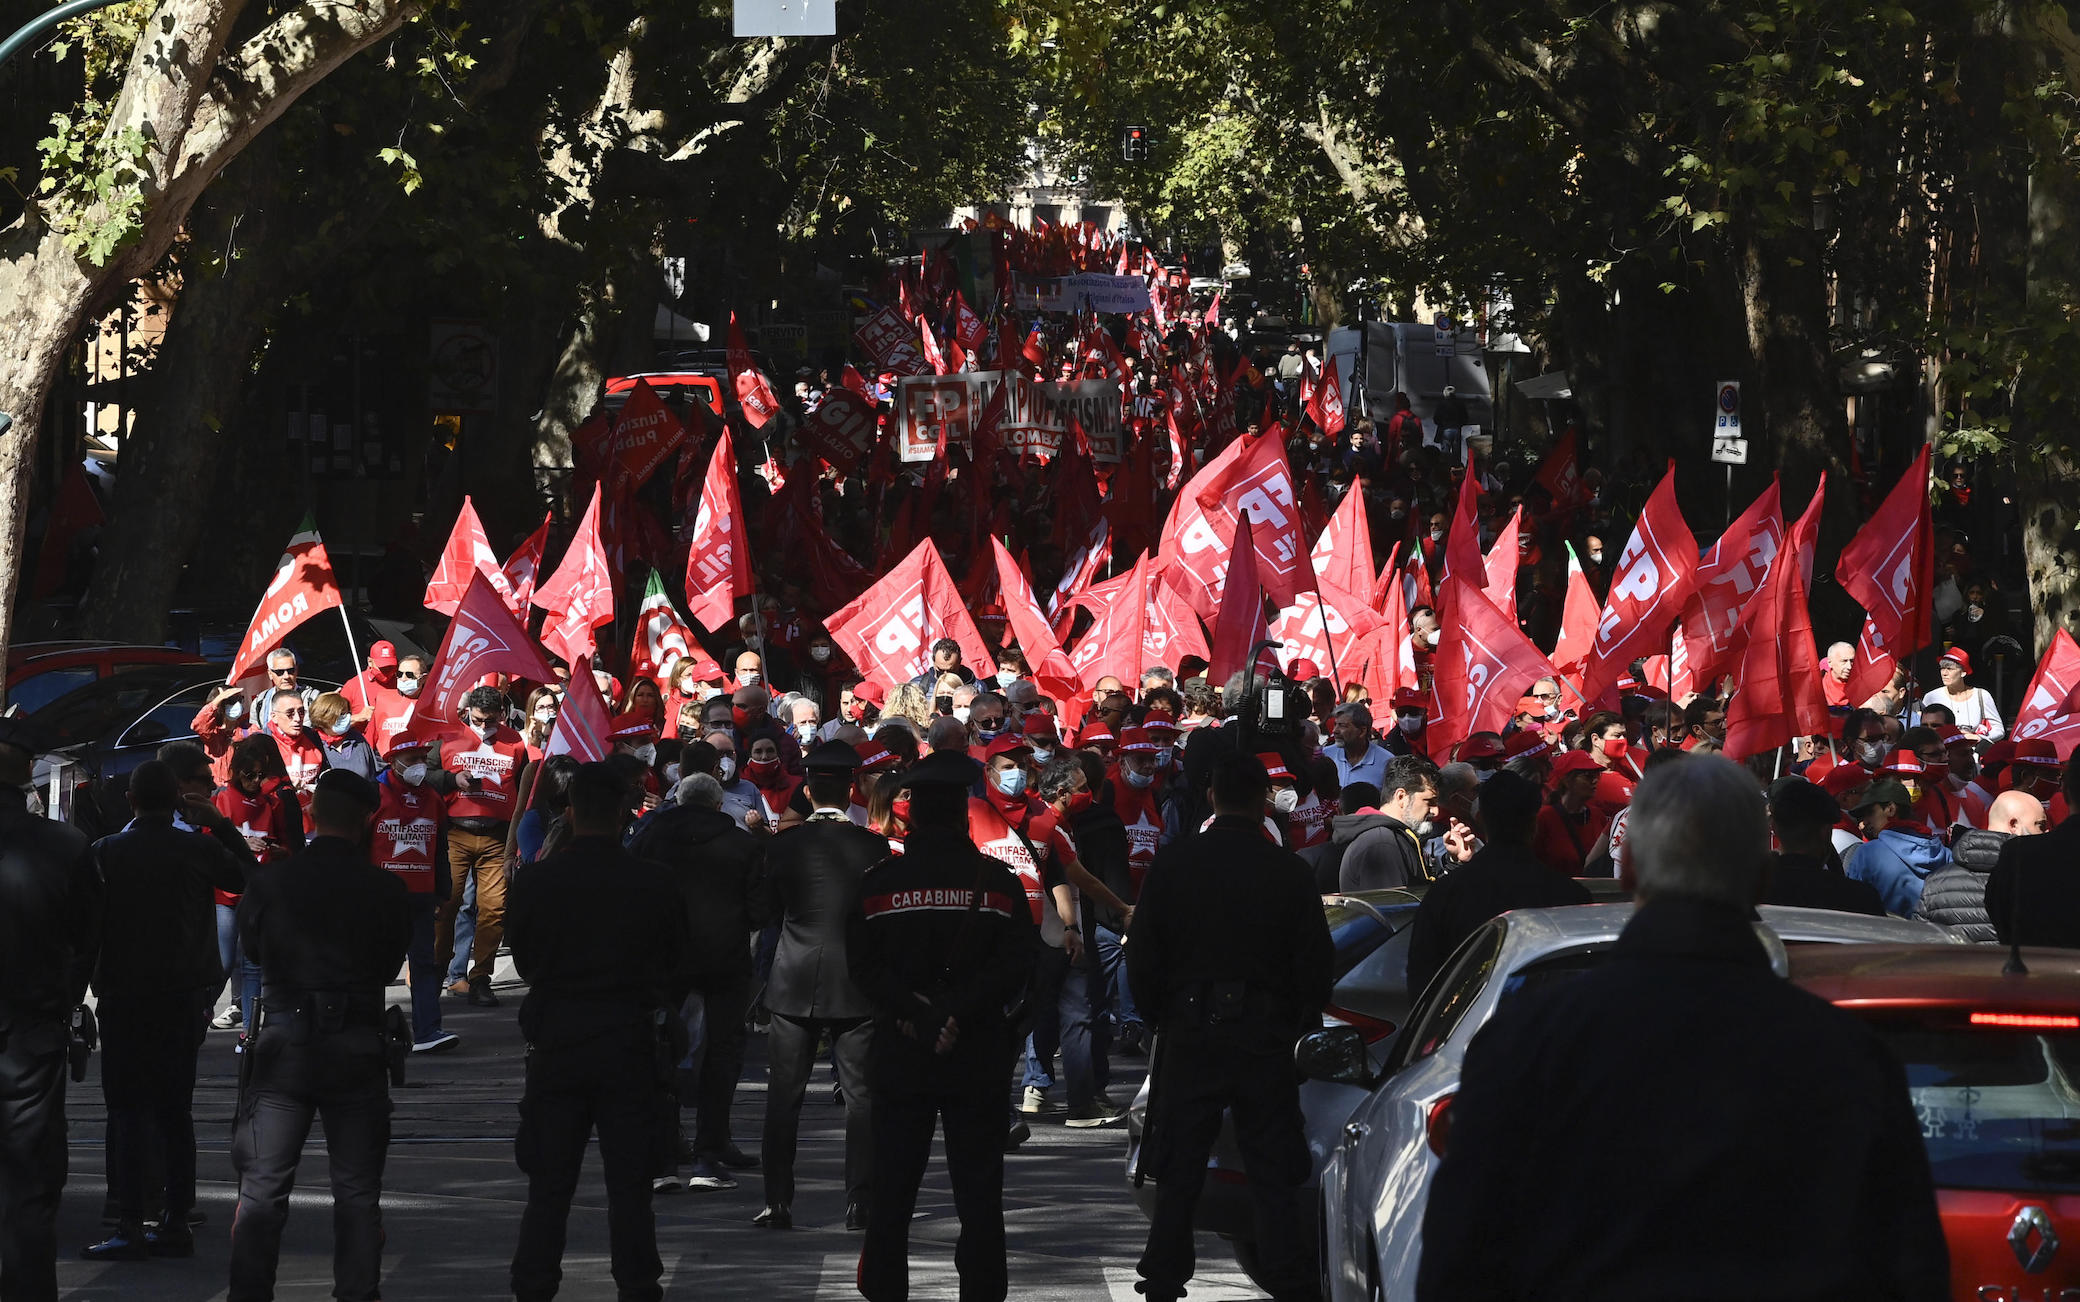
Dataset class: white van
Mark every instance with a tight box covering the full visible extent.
[1324,322,1495,444]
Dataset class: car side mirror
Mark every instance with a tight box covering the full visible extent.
[1295,1026,1370,1086]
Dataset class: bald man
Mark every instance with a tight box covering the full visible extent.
[1917,790,2047,940]
[1823,642,1856,708]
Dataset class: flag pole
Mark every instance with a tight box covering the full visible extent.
[1307,565,1346,691]
[338,604,370,712]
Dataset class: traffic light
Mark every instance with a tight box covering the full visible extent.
[1122,126,1148,161]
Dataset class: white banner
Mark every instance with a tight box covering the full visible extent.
[896,370,1123,464]
[1013,273,1153,315]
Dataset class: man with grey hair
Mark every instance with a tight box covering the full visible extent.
[1139,665,1176,696]
[1825,640,1857,708]
[1329,703,1389,791]
[925,714,970,755]
[1418,754,1948,1300]
[252,647,320,725]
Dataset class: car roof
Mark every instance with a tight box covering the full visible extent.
[1495,901,1952,951]
[1788,942,2080,1011]
[9,642,205,667]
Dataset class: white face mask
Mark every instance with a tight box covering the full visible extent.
[1272,787,1300,813]
[223,699,245,721]
[1425,629,1441,647]
[716,756,736,781]
[1429,528,1445,541]
[328,716,352,737]
[810,645,832,663]
[953,705,971,725]
[1155,746,1175,768]
[1397,714,1424,735]
[401,762,428,787]
[742,635,762,650]
[739,671,761,687]
[993,767,1027,797]
[631,743,657,767]
[1124,767,1155,789]
[663,762,682,785]
[397,677,422,698]
[474,721,498,743]
[1588,551,1604,565]
[997,669,1020,686]
[698,684,721,702]
[796,722,818,743]
[534,706,556,723]
[1030,746,1054,765]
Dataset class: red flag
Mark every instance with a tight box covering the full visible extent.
[1483,505,1522,623]
[545,654,612,762]
[1580,463,1699,705]
[501,512,551,616]
[728,312,782,428]
[1550,542,1601,676]
[1304,360,1345,439]
[423,495,515,618]
[1206,512,1270,686]
[1168,430,1308,615]
[1533,427,1590,511]
[1067,551,1159,688]
[1431,575,1557,761]
[604,379,687,488]
[824,540,995,688]
[1050,517,1111,623]
[1148,564,1213,668]
[1272,582,1381,680]
[1443,461,1484,586]
[683,428,754,631]
[31,462,102,599]
[797,386,878,475]
[424,571,556,722]
[1311,484,1374,601]
[951,292,987,353]
[1203,292,1222,326]
[1360,543,1412,703]
[1837,445,1934,704]
[533,485,615,667]
[227,515,344,685]
[917,314,950,376]
[992,538,1077,682]
[1681,478,1784,686]
[1722,522,1831,761]
[2014,631,2080,756]
[631,570,715,686]
[840,364,870,395]
[1787,473,1826,590]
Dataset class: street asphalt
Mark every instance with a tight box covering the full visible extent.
[53,962,1271,1301]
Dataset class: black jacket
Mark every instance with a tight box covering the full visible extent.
[509,834,694,1048]
[1334,811,1428,894]
[1765,851,1887,919]
[1127,814,1333,1031]
[627,803,767,980]
[237,836,411,1003]
[846,823,1036,1073]
[1986,820,2080,948]
[762,813,884,1019]
[91,813,249,998]
[1405,844,1591,996]
[1073,784,1136,934]
[0,787,99,1025]
[1915,829,2004,941]
[1417,898,1948,1302]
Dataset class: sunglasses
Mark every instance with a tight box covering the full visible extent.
[270,667,298,677]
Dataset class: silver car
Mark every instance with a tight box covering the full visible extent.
[1311,904,1953,1301]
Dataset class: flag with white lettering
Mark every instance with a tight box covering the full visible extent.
[424,571,555,722]
[825,540,995,688]
[728,312,782,428]
[1431,575,1556,762]
[533,485,615,667]
[1681,478,1784,687]
[227,514,344,685]
[500,512,552,617]
[683,427,753,632]
[1580,464,1699,705]
[1837,446,1934,705]
[1158,431,1307,619]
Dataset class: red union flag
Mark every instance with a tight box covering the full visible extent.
[2014,631,2080,755]
[1483,505,1522,622]
[1273,582,1381,676]
[1160,431,1307,618]
[1681,478,1784,686]
[1310,483,1374,600]
[424,571,555,721]
[728,312,782,428]
[1837,445,1934,704]
[1722,520,1830,761]
[228,514,344,684]
[1147,561,1212,669]
[917,314,950,376]
[424,496,515,618]
[533,485,615,666]
[951,292,987,352]
[546,654,612,762]
[1580,463,1699,705]
[854,304,926,374]
[797,386,877,474]
[992,539,1077,682]
[1068,552,1157,688]
[631,571,715,685]
[1303,360,1345,439]
[683,428,752,631]
[604,379,686,488]
[1431,575,1556,762]
[1534,427,1590,511]
[825,540,995,687]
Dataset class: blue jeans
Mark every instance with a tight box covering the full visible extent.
[445,869,476,987]
[1095,925,1140,1036]
[216,902,261,1021]
[406,897,445,1042]
[1021,944,1101,1109]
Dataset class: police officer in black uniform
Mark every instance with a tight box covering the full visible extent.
[228,769,410,1302]
[756,740,884,1230]
[1127,752,1333,1302]
[508,762,693,1302]
[0,716,99,1302]
[847,750,1036,1302]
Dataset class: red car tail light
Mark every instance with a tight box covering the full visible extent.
[1426,1094,1456,1157]
[1969,1011,2080,1029]
[1326,1005,1397,1044]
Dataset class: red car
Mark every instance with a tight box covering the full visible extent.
[603,372,727,421]
[6,641,210,714]
[1792,943,2080,1300]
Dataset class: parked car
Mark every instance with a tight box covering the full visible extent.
[1312,904,1955,1301]
[6,641,209,715]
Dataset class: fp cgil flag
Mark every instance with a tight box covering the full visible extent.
[1837,445,1934,706]
[825,540,995,688]
[545,654,612,762]
[425,572,556,722]
[1159,431,1308,619]
[684,427,753,632]
[2013,630,2080,756]
[1431,575,1557,762]
[728,312,782,429]
[228,514,344,684]
[1681,478,1784,687]
[500,512,552,616]
[423,495,515,618]
[532,485,615,667]
[1580,463,1699,705]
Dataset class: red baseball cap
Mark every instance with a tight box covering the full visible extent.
[1023,713,1061,743]
[985,734,1033,762]
[1256,751,1294,782]
[1287,659,1320,682]
[1550,750,1600,779]
[851,680,886,707]
[1390,687,1428,712]
[1141,709,1180,736]
[1077,721,1117,748]
[1980,739,2019,770]
[1820,763,1874,800]
[1939,647,1972,674]
[1505,730,1553,761]
[1117,726,1161,754]
[386,726,433,756]
[607,713,659,744]
[1460,734,1506,761]
[368,640,398,667]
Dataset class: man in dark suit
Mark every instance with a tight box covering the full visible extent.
[1404,771,1591,996]
[1985,752,2080,947]
[1418,755,1947,1302]
[754,742,885,1230]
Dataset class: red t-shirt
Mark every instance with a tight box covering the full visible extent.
[213,780,301,906]
[1286,790,1333,851]
[442,726,529,824]
[1534,803,1610,876]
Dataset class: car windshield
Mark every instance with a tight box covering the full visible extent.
[1865,1019,2080,1193]
[1325,901,1398,983]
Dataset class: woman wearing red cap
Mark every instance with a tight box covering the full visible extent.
[1920,648,2003,742]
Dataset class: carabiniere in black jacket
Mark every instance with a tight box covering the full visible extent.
[627,802,768,982]
[762,813,885,1021]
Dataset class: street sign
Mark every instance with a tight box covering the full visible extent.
[1433,313,1457,358]
[1711,379,1744,463]
[1711,436,1749,465]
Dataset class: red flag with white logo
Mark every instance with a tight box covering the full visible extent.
[1203,292,1221,326]
[951,292,987,353]
[546,654,612,762]
[533,485,615,667]
[1837,446,1934,705]
[1580,463,1699,705]
[631,570,717,686]
[917,314,950,376]
[1273,582,1381,678]
[1160,431,1308,618]
[1681,478,1784,687]
[1359,543,1412,703]
[1722,519,1831,761]
[1311,483,1374,601]
[991,538,1078,684]
[424,571,556,722]
[424,496,516,618]
[1431,574,1557,762]
[227,514,345,685]
[1533,427,1590,512]
[1483,505,1522,623]
[824,540,995,688]
[1303,359,1345,439]
[728,312,782,429]
[1050,517,1111,624]
[683,427,753,632]
[500,512,552,618]
[2013,630,2080,756]
[1786,473,1826,590]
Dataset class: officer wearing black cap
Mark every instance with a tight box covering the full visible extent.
[755,740,885,1229]
[228,768,410,1302]
[847,750,1036,1302]
[0,714,99,1302]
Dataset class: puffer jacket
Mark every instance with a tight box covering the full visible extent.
[1914,828,2007,942]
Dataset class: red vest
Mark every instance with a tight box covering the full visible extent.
[372,780,444,894]
[1109,777,1166,888]
[969,795,1046,926]
[272,725,326,794]
[443,727,529,823]
[367,691,416,755]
